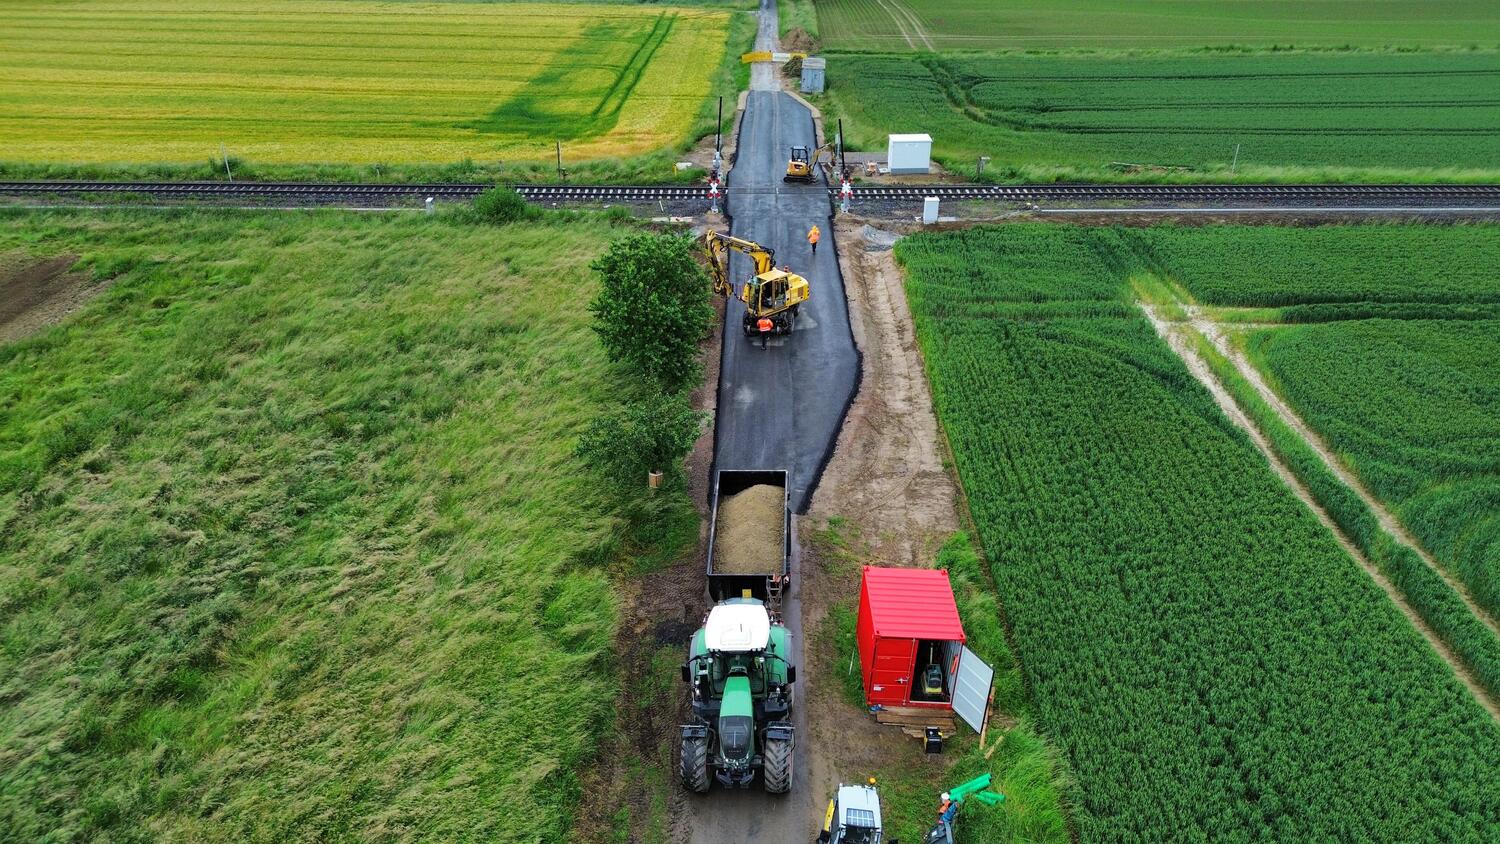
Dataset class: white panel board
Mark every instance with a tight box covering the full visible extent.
[952,646,994,733]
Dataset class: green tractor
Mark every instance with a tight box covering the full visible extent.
[679,598,797,793]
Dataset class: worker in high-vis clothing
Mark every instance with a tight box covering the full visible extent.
[807,224,821,255]
[758,317,774,349]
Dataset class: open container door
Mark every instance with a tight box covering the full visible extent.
[951,646,994,733]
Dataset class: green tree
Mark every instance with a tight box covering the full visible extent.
[589,233,714,392]
[576,389,707,488]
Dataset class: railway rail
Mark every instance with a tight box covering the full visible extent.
[3,180,1500,206]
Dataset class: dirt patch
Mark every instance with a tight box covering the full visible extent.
[781,27,818,54]
[808,221,959,564]
[0,251,104,345]
[714,485,785,573]
[794,218,964,811]
[567,302,723,844]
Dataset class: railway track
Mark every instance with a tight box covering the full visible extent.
[3,180,1500,206]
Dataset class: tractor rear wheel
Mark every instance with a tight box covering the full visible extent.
[762,736,793,794]
[680,735,710,794]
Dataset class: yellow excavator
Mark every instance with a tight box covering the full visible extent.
[785,142,835,183]
[702,231,810,337]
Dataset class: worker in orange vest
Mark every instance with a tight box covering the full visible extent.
[758,316,774,349]
[807,224,821,255]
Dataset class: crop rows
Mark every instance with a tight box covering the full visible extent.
[1129,224,1500,307]
[1246,320,1500,625]
[825,51,1500,181]
[817,0,1500,50]
[897,225,1500,842]
[0,0,728,164]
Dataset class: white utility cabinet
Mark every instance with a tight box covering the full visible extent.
[887,133,932,174]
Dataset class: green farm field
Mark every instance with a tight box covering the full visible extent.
[0,209,667,841]
[1131,224,1500,307]
[897,224,1500,842]
[817,0,1500,51]
[0,0,733,172]
[826,50,1500,183]
[1247,320,1500,625]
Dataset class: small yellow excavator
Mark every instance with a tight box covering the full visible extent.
[785,142,835,182]
[702,230,810,337]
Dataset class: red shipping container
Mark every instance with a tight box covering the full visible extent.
[856,566,966,709]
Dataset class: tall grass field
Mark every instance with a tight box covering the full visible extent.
[826,50,1500,183]
[0,0,730,167]
[817,0,1500,51]
[0,209,646,841]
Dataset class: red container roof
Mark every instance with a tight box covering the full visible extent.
[861,566,965,641]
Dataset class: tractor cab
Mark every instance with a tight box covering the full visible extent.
[679,599,797,793]
[818,783,885,844]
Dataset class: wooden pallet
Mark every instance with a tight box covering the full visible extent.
[874,706,956,739]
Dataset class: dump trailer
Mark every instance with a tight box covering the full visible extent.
[679,598,797,793]
[706,469,791,611]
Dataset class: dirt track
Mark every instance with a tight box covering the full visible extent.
[797,219,963,816]
[808,221,958,562]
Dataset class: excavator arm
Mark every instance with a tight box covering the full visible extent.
[700,230,809,338]
[702,230,776,299]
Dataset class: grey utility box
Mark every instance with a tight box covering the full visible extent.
[800,57,825,93]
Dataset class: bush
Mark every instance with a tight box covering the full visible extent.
[575,389,706,488]
[589,233,714,392]
[469,186,537,225]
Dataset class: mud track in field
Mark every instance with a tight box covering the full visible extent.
[1141,304,1500,721]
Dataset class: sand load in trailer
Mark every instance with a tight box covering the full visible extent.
[707,470,791,610]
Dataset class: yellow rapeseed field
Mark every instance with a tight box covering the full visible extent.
[0,0,729,164]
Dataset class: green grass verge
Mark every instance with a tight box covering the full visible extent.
[1192,333,1500,701]
[777,0,819,39]
[0,207,680,841]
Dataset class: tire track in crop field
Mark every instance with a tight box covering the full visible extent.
[592,13,676,124]
[871,0,933,51]
[1139,304,1500,721]
[1187,312,1500,641]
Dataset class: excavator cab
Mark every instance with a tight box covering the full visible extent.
[787,142,834,182]
[786,145,813,181]
[742,269,809,336]
[701,231,811,339]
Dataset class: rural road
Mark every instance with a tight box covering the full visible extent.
[687,0,859,841]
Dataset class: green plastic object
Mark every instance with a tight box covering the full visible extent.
[973,791,1005,806]
[947,774,993,803]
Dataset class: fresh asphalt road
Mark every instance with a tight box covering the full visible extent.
[685,1,859,841]
[712,99,860,513]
